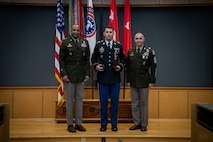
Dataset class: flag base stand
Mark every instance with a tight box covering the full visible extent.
[55,99,133,123]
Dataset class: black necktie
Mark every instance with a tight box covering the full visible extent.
[74,39,79,46]
[137,48,140,53]
[108,42,111,49]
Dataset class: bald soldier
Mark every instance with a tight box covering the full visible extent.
[59,24,90,133]
[126,33,157,131]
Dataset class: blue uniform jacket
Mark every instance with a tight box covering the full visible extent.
[91,40,126,84]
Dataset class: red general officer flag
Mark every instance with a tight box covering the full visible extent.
[108,0,119,42]
[122,0,132,57]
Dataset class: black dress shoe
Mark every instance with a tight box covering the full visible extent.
[75,125,86,131]
[67,125,76,133]
[141,126,147,131]
[111,125,118,131]
[100,125,107,131]
[129,125,141,130]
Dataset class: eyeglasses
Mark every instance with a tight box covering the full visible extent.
[135,38,142,40]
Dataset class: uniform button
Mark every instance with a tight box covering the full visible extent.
[109,64,111,66]
[109,56,111,58]
[109,60,111,62]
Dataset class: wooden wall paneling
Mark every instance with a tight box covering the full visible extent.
[160,0,189,4]
[187,90,213,118]
[0,0,12,3]
[120,87,131,100]
[122,88,131,99]
[101,0,113,5]
[93,89,100,99]
[84,87,99,99]
[159,91,188,118]
[189,0,213,4]
[13,90,43,118]
[130,0,160,5]
[0,90,13,118]
[42,0,58,4]
[83,88,93,99]
[11,0,42,4]
[1,87,213,119]
[149,90,159,118]
[42,90,57,118]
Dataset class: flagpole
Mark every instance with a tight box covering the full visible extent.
[86,0,97,99]
[123,69,126,99]
[123,0,132,99]
[91,67,94,99]
[68,0,72,35]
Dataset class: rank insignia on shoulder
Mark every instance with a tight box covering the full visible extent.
[97,40,103,43]
[81,41,87,47]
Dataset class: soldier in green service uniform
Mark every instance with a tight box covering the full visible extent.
[59,24,90,133]
[126,32,157,132]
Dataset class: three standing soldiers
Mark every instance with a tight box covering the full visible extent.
[59,25,157,132]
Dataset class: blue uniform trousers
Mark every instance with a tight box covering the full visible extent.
[98,83,120,126]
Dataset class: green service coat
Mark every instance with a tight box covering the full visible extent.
[59,36,90,83]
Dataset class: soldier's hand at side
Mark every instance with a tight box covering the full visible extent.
[96,64,104,72]
[62,75,70,83]
[149,83,154,88]
[114,65,121,72]
[84,76,89,82]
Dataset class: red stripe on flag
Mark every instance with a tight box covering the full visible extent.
[56,36,61,47]
[55,52,59,61]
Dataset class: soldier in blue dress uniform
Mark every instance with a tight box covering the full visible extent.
[91,26,126,131]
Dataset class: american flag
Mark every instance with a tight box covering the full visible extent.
[55,0,65,107]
